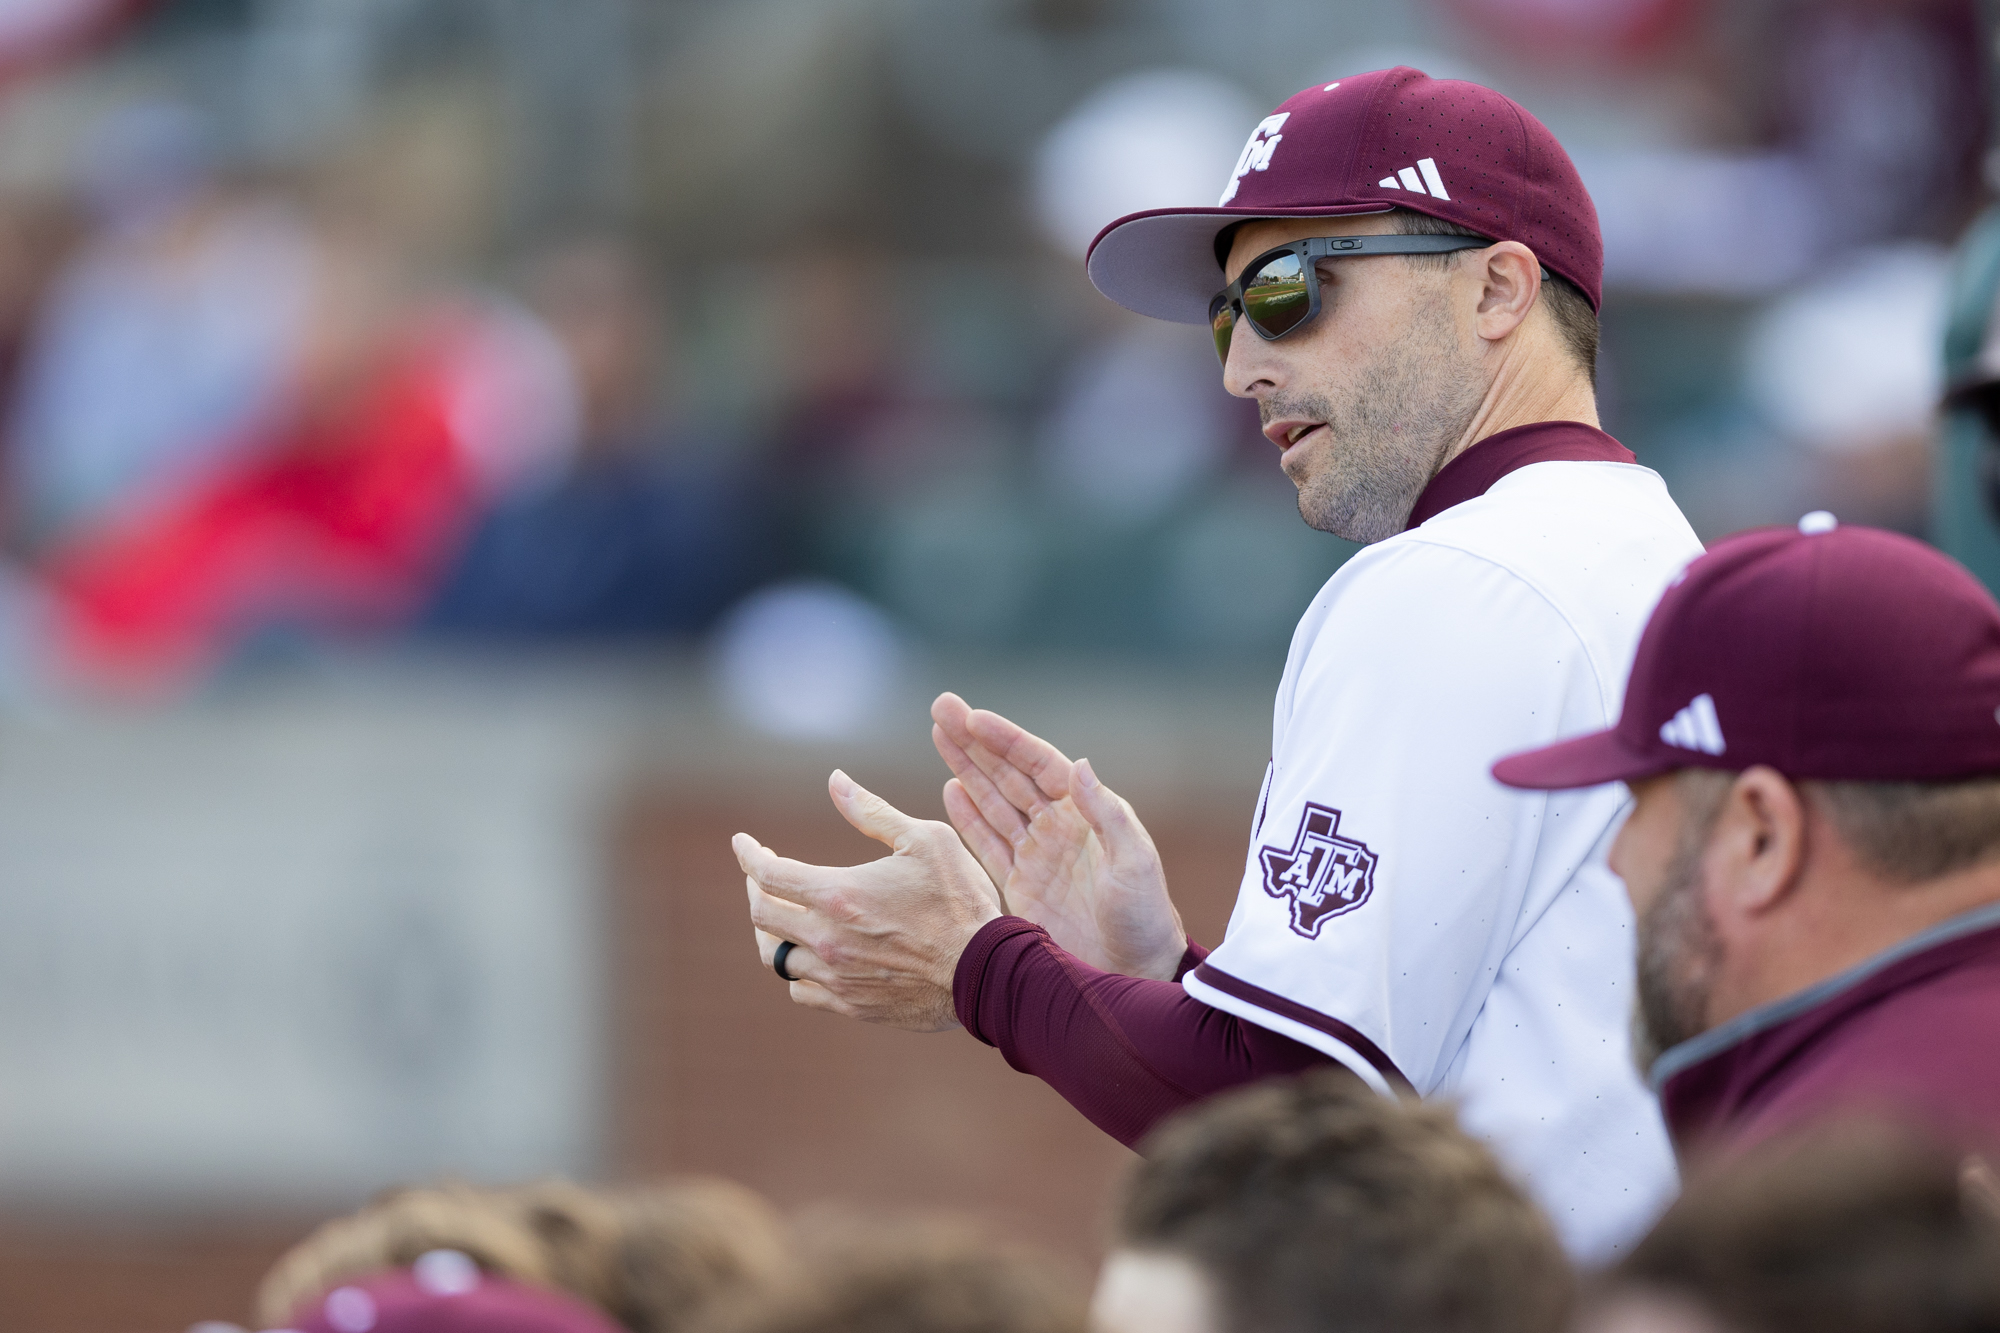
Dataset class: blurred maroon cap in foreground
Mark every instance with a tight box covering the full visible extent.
[282,1251,621,1333]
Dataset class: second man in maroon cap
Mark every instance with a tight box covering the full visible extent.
[1496,515,2000,1162]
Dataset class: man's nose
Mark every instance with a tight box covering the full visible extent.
[1221,323,1281,399]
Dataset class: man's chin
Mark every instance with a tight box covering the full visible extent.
[1278,439,1317,491]
[1289,452,1426,544]
[1297,487,1408,544]
[1631,981,1713,1075]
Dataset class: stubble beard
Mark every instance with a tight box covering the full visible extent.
[1630,827,1726,1074]
[1274,294,1486,544]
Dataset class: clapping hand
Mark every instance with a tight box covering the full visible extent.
[930,692,1186,981]
[735,769,1003,1031]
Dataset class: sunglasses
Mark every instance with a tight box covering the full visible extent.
[1209,234,1498,365]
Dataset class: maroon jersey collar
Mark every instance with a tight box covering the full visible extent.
[1404,420,1636,530]
[1652,902,2000,1155]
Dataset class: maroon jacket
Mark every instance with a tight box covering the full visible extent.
[1654,902,2000,1160]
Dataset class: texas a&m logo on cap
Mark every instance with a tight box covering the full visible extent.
[1259,802,1378,938]
[1218,112,1289,205]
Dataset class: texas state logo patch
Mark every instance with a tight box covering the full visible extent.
[1259,802,1378,938]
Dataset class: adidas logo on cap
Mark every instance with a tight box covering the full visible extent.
[1377,157,1451,200]
[1660,693,1727,756]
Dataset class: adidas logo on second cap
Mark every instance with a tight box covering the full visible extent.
[1377,157,1451,200]
[1660,693,1727,756]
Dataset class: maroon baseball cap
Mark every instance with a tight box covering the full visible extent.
[280,1252,622,1333]
[1493,515,2000,791]
[1084,65,1603,324]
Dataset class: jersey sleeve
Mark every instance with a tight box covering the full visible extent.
[1185,537,1619,1096]
[952,917,1343,1149]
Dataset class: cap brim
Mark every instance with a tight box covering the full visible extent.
[1492,727,1675,791]
[1084,202,1396,324]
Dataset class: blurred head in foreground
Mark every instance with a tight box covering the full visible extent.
[257,1177,784,1333]
[601,1179,788,1333]
[258,1181,579,1326]
[1094,1070,1571,1333]
[1580,1118,2000,1333]
[700,1217,1084,1333]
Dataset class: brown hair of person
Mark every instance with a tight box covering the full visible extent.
[699,1216,1085,1333]
[1607,1117,2000,1333]
[1389,211,1598,384]
[1671,769,2000,886]
[501,1177,629,1316]
[256,1175,784,1333]
[601,1177,789,1333]
[1807,776,2000,884]
[1116,1070,1573,1333]
[255,1180,560,1326]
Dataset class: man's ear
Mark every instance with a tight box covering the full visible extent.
[1473,240,1541,343]
[1704,766,1808,923]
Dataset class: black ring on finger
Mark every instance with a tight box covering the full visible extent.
[773,940,799,982]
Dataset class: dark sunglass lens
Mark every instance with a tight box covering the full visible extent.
[1242,253,1310,337]
[1210,300,1235,365]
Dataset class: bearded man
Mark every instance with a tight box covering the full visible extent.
[1495,517,2000,1161]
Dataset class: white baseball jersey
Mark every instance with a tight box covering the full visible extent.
[1183,451,1702,1261]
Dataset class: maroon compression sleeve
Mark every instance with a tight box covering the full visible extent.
[953,917,1337,1149]
[1171,938,1210,982]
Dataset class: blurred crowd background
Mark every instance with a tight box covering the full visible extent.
[0,1,1991,1330]
[0,0,1982,688]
